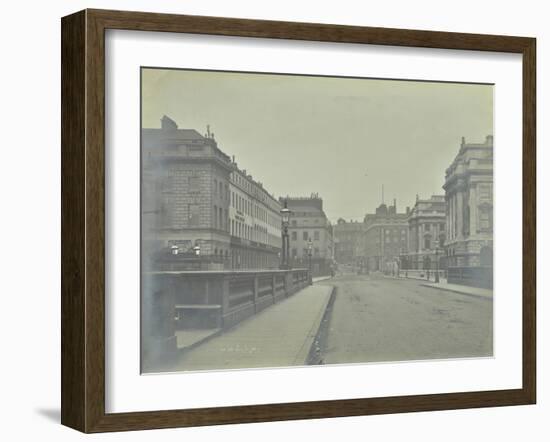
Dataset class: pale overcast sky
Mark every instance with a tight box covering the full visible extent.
[142,68,493,223]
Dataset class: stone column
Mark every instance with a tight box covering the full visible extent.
[469,184,477,235]
[456,187,463,240]
[446,197,451,242]
[449,194,454,241]
[418,223,423,253]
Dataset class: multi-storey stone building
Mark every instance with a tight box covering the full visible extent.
[406,195,446,270]
[333,219,365,265]
[228,165,282,270]
[284,195,334,276]
[363,201,409,272]
[142,115,281,270]
[443,135,493,288]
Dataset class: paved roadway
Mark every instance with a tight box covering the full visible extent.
[317,273,493,364]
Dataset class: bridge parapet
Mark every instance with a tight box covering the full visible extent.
[142,268,311,363]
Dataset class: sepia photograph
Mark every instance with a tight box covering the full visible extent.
[140,67,494,374]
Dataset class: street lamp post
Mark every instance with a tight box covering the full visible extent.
[280,200,291,270]
[307,238,313,278]
[435,241,440,283]
[435,233,445,283]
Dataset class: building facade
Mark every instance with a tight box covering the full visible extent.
[333,219,365,265]
[142,115,281,270]
[405,195,446,270]
[363,201,409,273]
[284,195,334,276]
[443,135,493,288]
[228,166,282,270]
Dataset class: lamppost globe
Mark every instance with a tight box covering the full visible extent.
[280,206,290,225]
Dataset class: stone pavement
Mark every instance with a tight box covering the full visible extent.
[421,281,493,299]
[313,275,333,283]
[175,329,220,350]
[172,284,334,371]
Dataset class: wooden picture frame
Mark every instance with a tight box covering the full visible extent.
[61,8,536,433]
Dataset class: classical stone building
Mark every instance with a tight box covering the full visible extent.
[443,135,493,288]
[228,165,282,270]
[283,195,334,276]
[142,115,281,270]
[363,201,409,272]
[406,195,446,270]
[333,219,365,265]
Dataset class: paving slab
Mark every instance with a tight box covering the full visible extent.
[171,285,334,372]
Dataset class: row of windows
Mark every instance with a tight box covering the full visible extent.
[385,229,407,236]
[290,231,321,241]
[232,172,255,196]
[230,218,277,246]
[213,248,230,257]
[213,175,280,227]
[231,190,279,228]
[290,219,323,227]
[385,237,407,244]
[291,248,321,257]
[213,205,229,232]
[419,223,445,232]
[213,178,230,202]
[231,172,279,213]
[209,202,279,247]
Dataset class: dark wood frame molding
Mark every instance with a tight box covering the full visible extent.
[61,8,536,433]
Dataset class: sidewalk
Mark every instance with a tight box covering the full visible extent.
[387,271,447,284]
[313,275,333,283]
[172,284,334,371]
[385,274,448,284]
[421,281,493,299]
[175,329,220,350]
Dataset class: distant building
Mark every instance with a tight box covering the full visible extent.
[405,195,446,270]
[283,195,334,276]
[443,135,493,288]
[142,115,281,270]
[333,219,365,265]
[363,200,409,272]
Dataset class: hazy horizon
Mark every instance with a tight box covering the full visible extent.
[141,68,493,223]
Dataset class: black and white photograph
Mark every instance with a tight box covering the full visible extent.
[140,68,494,373]
[2,0,544,439]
